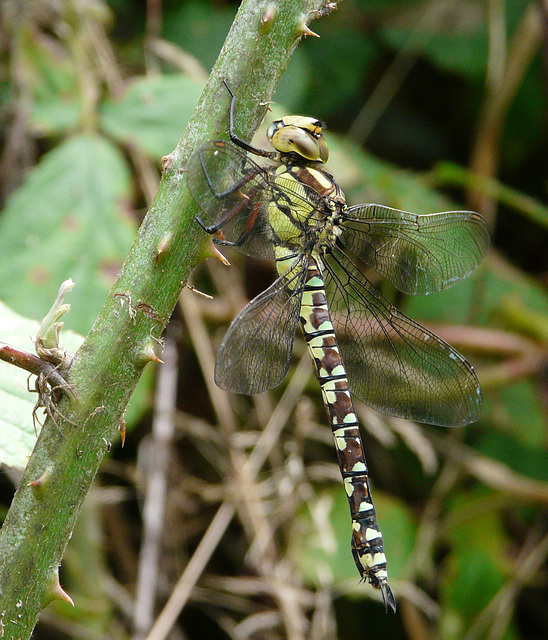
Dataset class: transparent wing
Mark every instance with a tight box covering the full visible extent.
[186,140,276,259]
[215,253,310,394]
[341,206,490,295]
[187,140,329,258]
[324,249,482,426]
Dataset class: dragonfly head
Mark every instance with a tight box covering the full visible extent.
[267,116,329,163]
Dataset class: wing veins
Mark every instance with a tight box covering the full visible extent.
[215,253,309,394]
[323,247,481,425]
[325,250,414,393]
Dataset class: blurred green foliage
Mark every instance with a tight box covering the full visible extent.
[0,0,547,639]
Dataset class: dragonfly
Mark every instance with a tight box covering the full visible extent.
[186,82,490,612]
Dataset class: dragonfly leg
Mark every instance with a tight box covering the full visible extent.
[223,80,277,159]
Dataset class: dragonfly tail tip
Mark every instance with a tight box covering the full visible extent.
[381,581,397,614]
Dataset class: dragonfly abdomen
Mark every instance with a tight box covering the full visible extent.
[300,256,396,612]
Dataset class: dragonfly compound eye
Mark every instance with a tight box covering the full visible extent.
[267,116,328,162]
[272,127,329,162]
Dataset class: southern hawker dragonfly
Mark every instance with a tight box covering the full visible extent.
[186,83,490,612]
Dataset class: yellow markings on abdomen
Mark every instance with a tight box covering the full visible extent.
[358,552,387,570]
[358,501,374,513]
[366,528,382,542]
[344,476,354,497]
[302,317,333,335]
[308,335,339,350]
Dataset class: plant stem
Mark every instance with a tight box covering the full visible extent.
[0,1,332,637]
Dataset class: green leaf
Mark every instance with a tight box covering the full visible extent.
[373,492,417,581]
[439,547,508,640]
[0,296,152,468]
[25,31,80,136]
[484,380,548,449]
[100,74,203,158]
[0,301,83,469]
[0,135,135,334]
[288,487,358,583]
[440,490,510,633]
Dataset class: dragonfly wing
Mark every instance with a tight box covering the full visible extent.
[341,206,490,295]
[187,140,278,259]
[215,253,309,394]
[323,250,482,426]
[187,140,332,258]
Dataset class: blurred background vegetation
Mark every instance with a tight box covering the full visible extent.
[1,0,548,639]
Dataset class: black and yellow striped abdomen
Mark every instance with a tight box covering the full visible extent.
[299,256,395,609]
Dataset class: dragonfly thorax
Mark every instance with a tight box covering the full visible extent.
[267,115,329,163]
[271,163,347,248]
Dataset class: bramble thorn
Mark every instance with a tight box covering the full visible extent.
[27,468,52,489]
[301,24,320,38]
[261,3,277,27]
[119,416,126,448]
[209,240,231,266]
[139,342,164,365]
[156,233,173,264]
[44,574,74,607]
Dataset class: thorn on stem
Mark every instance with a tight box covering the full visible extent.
[27,468,52,489]
[44,573,74,607]
[300,23,320,38]
[139,341,164,365]
[261,3,277,29]
[156,233,173,264]
[119,415,126,448]
[208,239,231,266]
